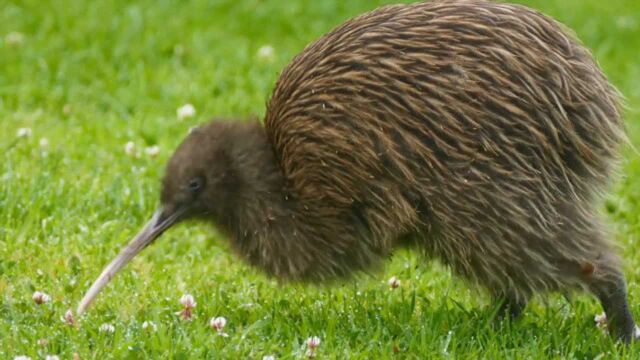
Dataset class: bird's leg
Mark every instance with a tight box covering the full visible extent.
[493,291,527,321]
[590,276,636,343]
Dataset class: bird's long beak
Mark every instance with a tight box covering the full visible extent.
[77,206,186,315]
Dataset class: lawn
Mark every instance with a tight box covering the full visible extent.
[1,0,640,358]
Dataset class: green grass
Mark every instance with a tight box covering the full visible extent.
[1,0,640,358]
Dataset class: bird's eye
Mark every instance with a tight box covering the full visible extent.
[187,177,204,194]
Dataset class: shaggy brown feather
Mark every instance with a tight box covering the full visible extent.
[261,0,626,291]
[163,0,634,340]
[83,0,636,342]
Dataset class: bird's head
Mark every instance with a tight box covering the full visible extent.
[160,121,240,223]
[77,121,243,315]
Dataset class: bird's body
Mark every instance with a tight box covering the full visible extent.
[262,0,626,287]
[80,0,636,342]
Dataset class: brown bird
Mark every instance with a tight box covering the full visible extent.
[78,0,636,342]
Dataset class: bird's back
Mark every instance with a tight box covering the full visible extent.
[264,0,624,242]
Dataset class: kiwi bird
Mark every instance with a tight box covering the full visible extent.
[78,0,635,341]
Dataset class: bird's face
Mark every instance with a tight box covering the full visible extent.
[160,123,234,222]
[78,122,235,314]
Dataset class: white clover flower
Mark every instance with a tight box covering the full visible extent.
[180,294,196,309]
[32,291,51,305]
[16,127,32,138]
[177,104,196,120]
[6,31,25,45]
[45,355,60,360]
[210,316,229,337]
[142,320,157,332]
[178,294,196,320]
[594,312,607,329]
[39,137,49,148]
[209,316,226,331]
[257,45,275,61]
[262,356,276,360]
[13,356,31,360]
[388,276,401,289]
[209,316,228,333]
[145,145,160,157]
[99,323,115,333]
[305,336,321,357]
[306,336,321,349]
[62,309,75,326]
[124,141,136,156]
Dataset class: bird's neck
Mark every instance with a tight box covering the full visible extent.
[220,122,382,281]
[218,122,295,272]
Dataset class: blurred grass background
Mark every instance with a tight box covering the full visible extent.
[1,0,640,358]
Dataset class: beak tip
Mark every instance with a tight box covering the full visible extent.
[76,303,86,316]
[77,207,181,315]
[77,295,91,315]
